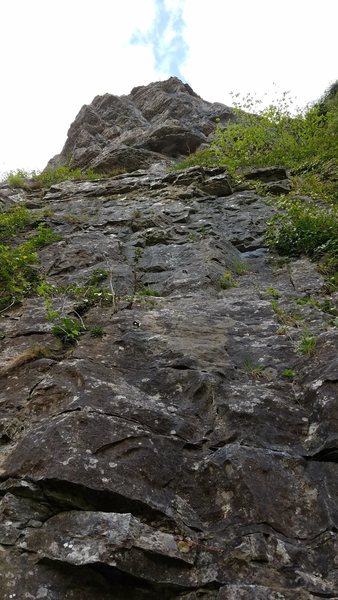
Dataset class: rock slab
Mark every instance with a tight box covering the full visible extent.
[0,94,337,599]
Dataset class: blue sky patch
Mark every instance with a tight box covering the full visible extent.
[131,0,188,80]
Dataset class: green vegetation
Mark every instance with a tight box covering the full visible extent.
[43,280,111,344]
[244,358,265,379]
[63,212,92,225]
[266,196,337,264]
[176,86,338,182]
[283,368,296,380]
[295,295,337,320]
[0,205,33,240]
[85,268,109,286]
[137,288,161,297]
[271,299,301,326]
[0,206,62,310]
[5,170,30,188]
[232,259,248,275]
[51,316,85,345]
[28,222,62,248]
[297,335,317,355]
[0,242,40,310]
[265,287,280,299]
[188,226,211,242]
[176,83,338,279]
[5,166,125,190]
[44,283,116,316]
[134,247,144,263]
[218,272,238,289]
[296,296,318,307]
[90,325,105,337]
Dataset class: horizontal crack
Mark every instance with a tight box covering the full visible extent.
[93,435,146,455]
[304,447,338,463]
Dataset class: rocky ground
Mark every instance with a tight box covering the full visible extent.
[0,164,337,599]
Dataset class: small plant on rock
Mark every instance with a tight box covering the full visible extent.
[137,288,161,297]
[131,209,142,219]
[266,287,280,299]
[283,368,296,380]
[219,272,238,289]
[51,316,85,345]
[90,325,105,337]
[297,335,317,355]
[271,299,301,326]
[27,223,62,249]
[244,358,265,379]
[134,247,144,263]
[232,259,248,275]
[86,269,109,286]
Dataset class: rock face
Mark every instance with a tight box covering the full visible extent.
[1,83,338,599]
[46,77,233,173]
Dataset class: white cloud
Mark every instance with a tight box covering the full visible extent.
[131,0,188,80]
[164,0,185,10]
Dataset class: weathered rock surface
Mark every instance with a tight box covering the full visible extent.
[243,166,292,195]
[1,134,337,595]
[46,77,233,173]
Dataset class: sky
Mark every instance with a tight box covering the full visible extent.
[0,0,337,178]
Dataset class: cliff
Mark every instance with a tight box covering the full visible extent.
[0,78,337,599]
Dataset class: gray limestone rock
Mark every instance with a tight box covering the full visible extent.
[0,86,337,599]
[243,166,289,182]
[46,77,233,173]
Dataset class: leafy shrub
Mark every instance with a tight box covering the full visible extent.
[175,146,224,170]
[42,281,116,317]
[85,268,109,286]
[266,197,338,263]
[291,171,337,203]
[317,81,338,116]
[6,170,29,188]
[68,284,115,313]
[51,316,85,345]
[0,205,32,241]
[0,242,40,309]
[26,223,62,249]
[232,259,248,275]
[177,90,338,177]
